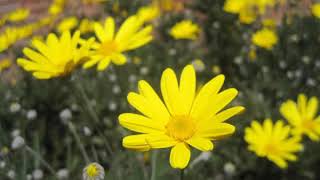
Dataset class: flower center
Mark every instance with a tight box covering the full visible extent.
[302,119,315,131]
[86,164,98,177]
[99,40,119,56]
[264,143,279,155]
[165,115,196,141]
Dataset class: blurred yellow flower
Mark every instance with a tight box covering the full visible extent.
[245,119,302,169]
[312,3,320,19]
[262,19,277,29]
[0,58,12,72]
[57,16,79,34]
[192,59,205,72]
[83,16,153,71]
[280,94,320,141]
[212,65,221,74]
[119,65,244,169]
[79,19,96,33]
[170,20,200,40]
[224,0,276,24]
[49,0,65,15]
[137,5,160,23]
[7,8,30,22]
[17,31,93,79]
[252,28,278,50]
[152,0,183,12]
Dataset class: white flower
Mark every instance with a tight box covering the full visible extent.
[140,66,149,75]
[0,161,6,168]
[11,136,25,150]
[26,109,37,120]
[59,109,72,123]
[83,126,92,136]
[32,169,43,180]
[190,152,211,168]
[83,163,105,180]
[224,162,236,176]
[7,170,15,179]
[108,74,117,82]
[57,168,69,179]
[108,101,117,111]
[11,129,20,137]
[26,174,32,180]
[9,103,21,113]
[112,85,121,95]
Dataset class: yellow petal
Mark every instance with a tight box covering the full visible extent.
[195,123,235,139]
[187,137,214,151]
[169,143,191,169]
[161,68,184,115]
[111,53,127,65]
[137,80,170,125]
[94,22,106,42]
[119,113,164,133]
[104,17,115,41]
[280,100,302,126]
[298,94,307,116]
[213,106,245,123]
[268,155,287,169]
[97,57,111,71]
[179,65,196,114]
[307,97,318,120]
[191,75,225,119]
[23,48,48,64]
[122,134,151,151]
[145,134,177,149]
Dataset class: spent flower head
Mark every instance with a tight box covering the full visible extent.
[83,163,105,180]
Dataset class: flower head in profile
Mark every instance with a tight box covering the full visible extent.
[17,31,93,79]
[82,163,105,180]
[252,28,278,50]
[137,5,160,23]
[170,20,200,40]
[312,3,320,19]
[7,8,30,22]
[83,16,153,71]
[280,94,320,141]
[119,65,244,169]
[245,119,302,169]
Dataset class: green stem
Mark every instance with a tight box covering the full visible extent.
[150,151,158,180]
[67,121,90,164]
[25,146,57,178]
[180,169,184,180]
[73,77,113,155]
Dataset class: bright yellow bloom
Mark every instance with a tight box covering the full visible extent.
[245,119,302,169]
[312,3,320,19]
[79,19,96,33]
[137,5,160,23]
[57,17,79,34]
[0,58,12,72]
[280,94,320,141]
[119,65,244,169]
[82,163,105,180]
[83,16,153,71]
[252,28,278,50]
[7,8,30,22]
[223,0,247,14]
[170,20,200,40]
[17,31,93,79]
[48,0,65,15]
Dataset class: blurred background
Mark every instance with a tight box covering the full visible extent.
[1,0,320,179]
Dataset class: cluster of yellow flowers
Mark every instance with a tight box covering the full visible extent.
[0,8,30,27]
[17,15,153,79]
[245,94,320,169]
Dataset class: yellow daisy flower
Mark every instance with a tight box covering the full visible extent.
[83,16,153,71]
[7,8,30,22]
[312,3,320,19]
[17,31,93,79]
[119,65,244,169]
[170,20,200,40]
[57,16,79,34]
[252,28,278,50]
[280,94,320,141]
[137,5,160,23]
[0,58,12,72]
[245,119,302,169]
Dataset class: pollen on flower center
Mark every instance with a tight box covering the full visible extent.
[264,143,279,155]
[86,164,98,177]
[99,40,119,56]
[165,115,196,141]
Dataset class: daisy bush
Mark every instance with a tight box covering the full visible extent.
[0,0,320,180]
